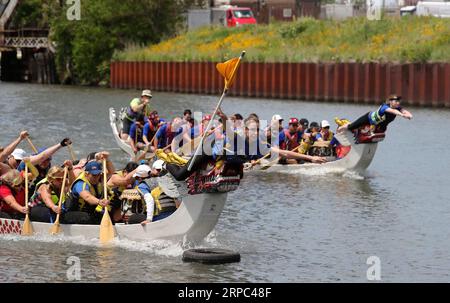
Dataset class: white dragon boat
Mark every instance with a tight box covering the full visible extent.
[246,130,384,174]
[0,192,227,245]
[109,107,146,160]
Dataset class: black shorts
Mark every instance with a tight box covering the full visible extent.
[122,118,133,136]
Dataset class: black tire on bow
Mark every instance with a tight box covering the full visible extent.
[182,248,241,264]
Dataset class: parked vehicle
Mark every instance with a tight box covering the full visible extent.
[400,1,450,17]
[211,6,257,27]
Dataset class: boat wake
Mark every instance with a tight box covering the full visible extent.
[342,170,366,180]
[276,165,366,180]
[0,229,223,258]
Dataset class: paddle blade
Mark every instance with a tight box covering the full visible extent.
[68,145,76,161]
[260,157,279,171]
[21,214,34,236]
[260,163,273,171]
[216,56,242,90]
[49,222,61,235]
[99,210,115,244]
[49,216,61,235]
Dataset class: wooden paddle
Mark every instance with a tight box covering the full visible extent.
[67,144,76,161]
[244,151,271,171]
[49,167,68,235]
[260,144,303,171]
[26,137,38,154]
[21,164,33,235]
[99,159,114,244]
[135,125,160,162]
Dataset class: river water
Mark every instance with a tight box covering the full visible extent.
[1,82,450,283]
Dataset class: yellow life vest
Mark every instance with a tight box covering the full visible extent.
[320,130,334,142]
[71,172,108,213]
[113,170,127,193]
[298,140,311,155]
[126,182,148,215]
[150,186,177,216]
[30,177,63,206]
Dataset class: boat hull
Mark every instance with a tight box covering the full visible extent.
[246,131,379,174]
[0,193,227,245]
[109,107,139,159]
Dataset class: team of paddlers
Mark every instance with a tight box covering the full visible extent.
[0,89,412,225]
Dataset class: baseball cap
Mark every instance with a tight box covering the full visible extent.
[152,160,164,170]
[299,118,309,128]
[11,148,27,160]
[133,164,151,178]
[321,120,330,128]
[310,122,320,129]
[85,161,103,175]
[142,89,152,98]
[271,114,283,122]
[289,118,299,125]
[202,115,211,122]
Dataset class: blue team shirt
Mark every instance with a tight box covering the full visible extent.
[316,132,333,141]
[330,137,339,146]
[213,132,268,161]
[368,104,402,125]
[143,122,158,139]
[17,161,26,172]
[71,180,98,200]
[129,122,144,142]
[133,180,151,196]
[264,128,286,148]
[190,125,200,139]
[155,124,182,148]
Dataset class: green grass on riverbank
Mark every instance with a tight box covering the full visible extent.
[114,16,450,63]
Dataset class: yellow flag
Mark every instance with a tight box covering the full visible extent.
[216,57,241,90]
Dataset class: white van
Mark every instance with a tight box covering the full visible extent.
[401,1,450,17]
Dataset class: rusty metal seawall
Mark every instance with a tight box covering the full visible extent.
[110,62,450,107]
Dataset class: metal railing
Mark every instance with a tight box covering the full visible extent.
[0,28,49,48]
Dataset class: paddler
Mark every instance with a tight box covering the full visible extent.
[29,161,76,223]
[62,160,111,225]
[121,89,152,140]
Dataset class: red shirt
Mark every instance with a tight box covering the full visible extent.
[0,185,25,214]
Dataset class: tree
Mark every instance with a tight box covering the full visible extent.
[50,0,187,85]
[9,0,190,85]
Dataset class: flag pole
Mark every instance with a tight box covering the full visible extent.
[187,51,246,172]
